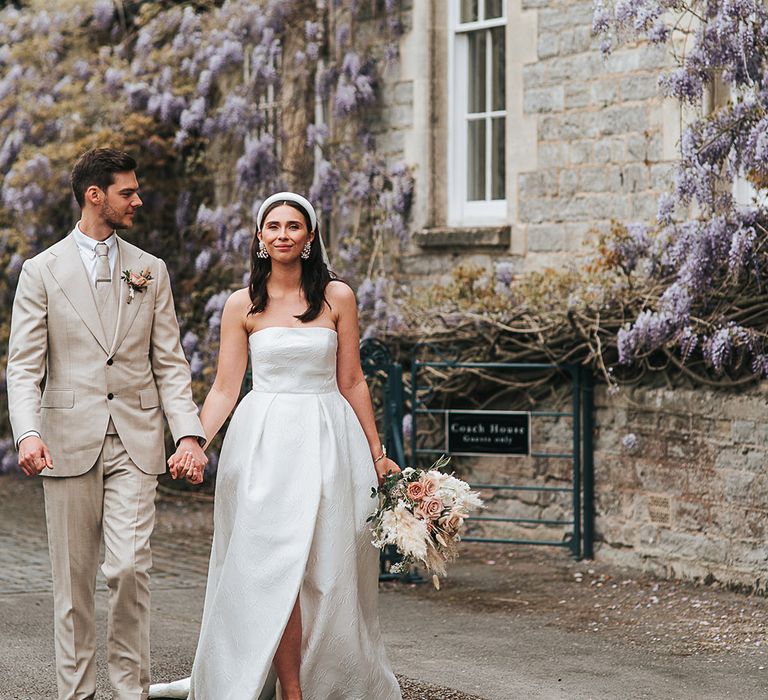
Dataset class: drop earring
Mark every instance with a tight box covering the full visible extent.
[300,240,311,260]
[257,240,269,259]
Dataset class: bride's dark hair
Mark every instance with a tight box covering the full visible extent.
[248,199,336,322]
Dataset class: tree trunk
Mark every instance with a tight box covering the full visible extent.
[280,0,319,193]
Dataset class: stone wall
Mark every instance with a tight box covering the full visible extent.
[594,383,768,591]
[450,380,768,591]
[384,0,681,283]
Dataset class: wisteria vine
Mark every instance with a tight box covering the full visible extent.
[592,0,768,377]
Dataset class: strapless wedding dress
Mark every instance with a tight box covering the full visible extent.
[149,327,401,700]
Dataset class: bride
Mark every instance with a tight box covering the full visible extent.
[151,192,402,700]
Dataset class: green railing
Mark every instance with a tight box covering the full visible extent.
[408,342,594,560]
[359,338,420,581]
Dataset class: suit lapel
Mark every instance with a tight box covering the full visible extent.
[47,235,109,353]
[111,236,146,353]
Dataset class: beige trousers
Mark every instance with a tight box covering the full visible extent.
[43,435,158,700]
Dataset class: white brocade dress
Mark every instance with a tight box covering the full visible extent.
[186,327,401,700]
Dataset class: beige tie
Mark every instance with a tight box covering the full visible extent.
[95,242,111,307]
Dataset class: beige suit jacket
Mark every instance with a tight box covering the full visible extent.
[6,233,205,476]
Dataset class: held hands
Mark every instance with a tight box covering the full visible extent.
[18,435,54,477]
[375,456,401,486]
[168,437,208,485]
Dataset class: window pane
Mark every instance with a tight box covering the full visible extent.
[491,26,505,111]
[491,117,505,200]
[468,31,486,114]
[467,119,486,201]
[460,0,479,23]
[485,0,504,19]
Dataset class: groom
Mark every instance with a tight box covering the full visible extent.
[6,148,206,700]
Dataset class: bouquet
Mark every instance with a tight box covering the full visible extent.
[368,455,483,588]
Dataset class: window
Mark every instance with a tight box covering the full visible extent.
[449,0,507,226]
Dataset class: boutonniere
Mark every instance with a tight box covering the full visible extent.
[121,267,153,303]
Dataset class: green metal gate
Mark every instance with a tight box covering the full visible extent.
[361,338,595,571]
[359,339,418,580]
[408,343,594,559]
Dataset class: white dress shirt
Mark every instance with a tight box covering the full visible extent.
[16,225,118,448]
[72,223,118,285]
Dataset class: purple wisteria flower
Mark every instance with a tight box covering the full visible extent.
[175,190,191,231]
[401,413,413,442]
[0,437,18,474]
[195,249,213,274]
[182,330,198,357]
[357,277,375,311]
[180,97,207,133]
[147,90,186,124]
[306,123,329,148]
[310,159,340,214]
[610,223,651,274]
[104,67,123,95]
[751,354,768,377]
[236,132,277,191]
[205,290,230,332]
[0,64,23,101]
[2,154,54,216]
[621,433,638,452]
[196,204,229,239]
[0,130,25,173]
[656,192,675,226]
[196,70,213,97]
[701,323,752,374]
[495,261,515,294]
[92,0,114,31]
[6,252,23,282]
[336,24,350,47]
[305,21,320,40]
[208,38,244,76]
[190,352,204,379]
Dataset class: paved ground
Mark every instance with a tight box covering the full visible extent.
[2,474,768,700]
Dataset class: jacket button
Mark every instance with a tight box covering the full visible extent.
[106,358,113,366]
[107,393,114,400]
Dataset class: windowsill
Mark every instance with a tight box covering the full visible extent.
[413,226,511,248]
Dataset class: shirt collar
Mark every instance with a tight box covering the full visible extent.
[72,223,116,258]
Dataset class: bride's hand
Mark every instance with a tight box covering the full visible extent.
[375,457,401,486]
[168,450,204,484]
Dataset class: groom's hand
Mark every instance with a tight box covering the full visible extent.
[18,435,54,477]
[169,437,207,484]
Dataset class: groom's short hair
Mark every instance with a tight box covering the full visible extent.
[71,148,137,208]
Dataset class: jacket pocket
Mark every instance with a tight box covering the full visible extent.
[139,386,160,409]
[41,389,74,409]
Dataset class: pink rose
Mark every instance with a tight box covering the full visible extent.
[406,481,426,501]
[421,476,438,497]
[130,272,148,288]
[422,497,444,520]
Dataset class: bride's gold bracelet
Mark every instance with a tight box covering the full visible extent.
[373,446,387,464]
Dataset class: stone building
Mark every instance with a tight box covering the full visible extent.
[377,0,675,278]
[371,0,768,591]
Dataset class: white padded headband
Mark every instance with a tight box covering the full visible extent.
[256,191,317,232]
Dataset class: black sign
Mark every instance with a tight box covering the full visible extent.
[445,410,530,456]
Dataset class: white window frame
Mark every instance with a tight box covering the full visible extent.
[733,174,767,210]
[448,0,508,227]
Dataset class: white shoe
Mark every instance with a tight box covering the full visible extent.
[148,677,191,698]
